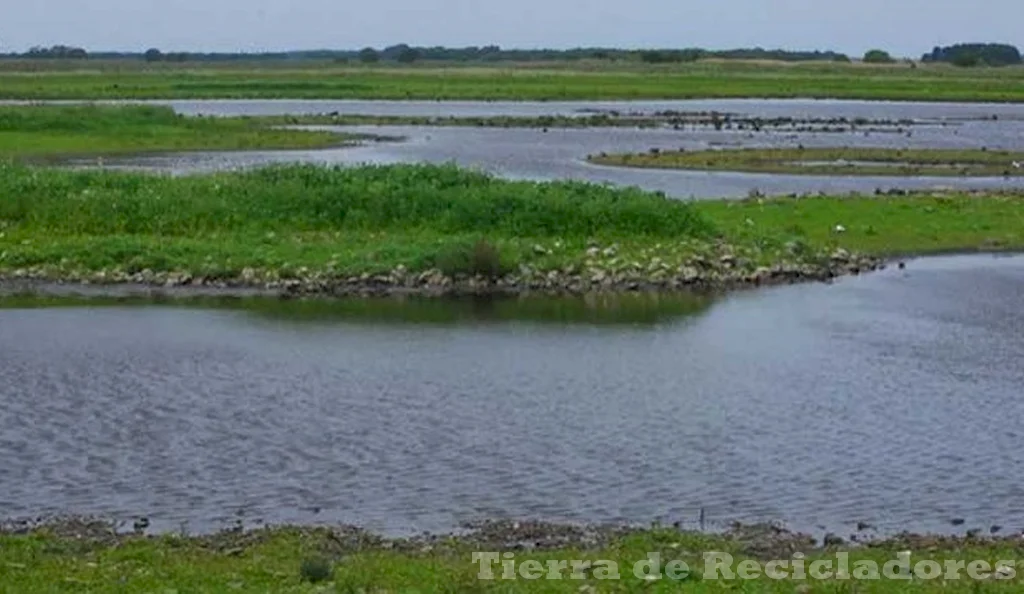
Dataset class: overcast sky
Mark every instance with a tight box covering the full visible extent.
[4,0,1021,57]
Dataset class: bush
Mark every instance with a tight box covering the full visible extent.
[432,239,508,279]
[299,557,333,583]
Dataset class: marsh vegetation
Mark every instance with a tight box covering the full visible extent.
[589,147,1024,177]
[0,104,352,159]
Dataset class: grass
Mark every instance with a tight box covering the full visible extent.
[699,193,1024,256]
[2,60,1024,102]
[0,161,1022,286]
[0,104,349,159]
[0,161,717,281]
[2,522,1023,592]
[589,147,1024,177]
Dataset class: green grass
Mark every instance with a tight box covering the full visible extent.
[2,60,1024,102]
[0,104,348,159]
[589,147,1024,177]
[2,523,1023,592]
[699,192,1024,256]
[0,161,718,281]
[0,162,1022,286]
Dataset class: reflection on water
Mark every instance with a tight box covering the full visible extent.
[0,292,714,327]
[2,255,1023,538]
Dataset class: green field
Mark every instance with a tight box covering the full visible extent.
[2,520,1022,593]
[589,147,1024,177]
[0,104,350,159]
[2,60,1024,102]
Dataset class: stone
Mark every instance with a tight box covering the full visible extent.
[830,248,850,263]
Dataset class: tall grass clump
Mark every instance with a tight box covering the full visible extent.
[0,162,716,239]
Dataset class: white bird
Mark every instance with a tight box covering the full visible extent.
[1012,161,1021,169]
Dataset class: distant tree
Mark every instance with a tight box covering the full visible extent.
[24,45,88,59]
[143,48,163,62]
[639,50,672,64]
[922,43,1022,67]
[358,47,379,63]
[863,49,895,64]
[396,47,420,64]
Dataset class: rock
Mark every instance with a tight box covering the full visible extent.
[823,533,844,547]
[679,267,700,283]
[830,248,850,263]
[750,267,772,284]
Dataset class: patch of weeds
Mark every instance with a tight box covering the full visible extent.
[432,238,508,279]
[299,556,333,583]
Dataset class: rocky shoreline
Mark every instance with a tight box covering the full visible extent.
[0,247,886,300]
[3,516,1020,562]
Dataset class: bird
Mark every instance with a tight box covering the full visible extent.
[1012,161,1021,169]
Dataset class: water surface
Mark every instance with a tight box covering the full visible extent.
[2,255,1022,537]
[51,97,1024,198]
[80,121,1024,199]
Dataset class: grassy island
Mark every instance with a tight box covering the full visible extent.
[1,159,1023,297]
[588,148,1024,177]
[0,104,355,160]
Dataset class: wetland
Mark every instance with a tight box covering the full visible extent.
[2,91,1024,592]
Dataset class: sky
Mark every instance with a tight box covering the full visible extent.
[3,0,1021,58]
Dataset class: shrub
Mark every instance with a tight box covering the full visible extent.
[432,239,508,279]
[299,557,333,583]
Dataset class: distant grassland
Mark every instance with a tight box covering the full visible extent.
[589,147,1024,177]
[1,60,1024,102]
[0,104,347,159]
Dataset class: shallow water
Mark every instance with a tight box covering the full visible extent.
[62,98,1024,198]
[2,254,1023,538]
[44,97,1024,121]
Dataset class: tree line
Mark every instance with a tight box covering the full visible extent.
[4,43,1021,67]
[921,43,1022,67]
